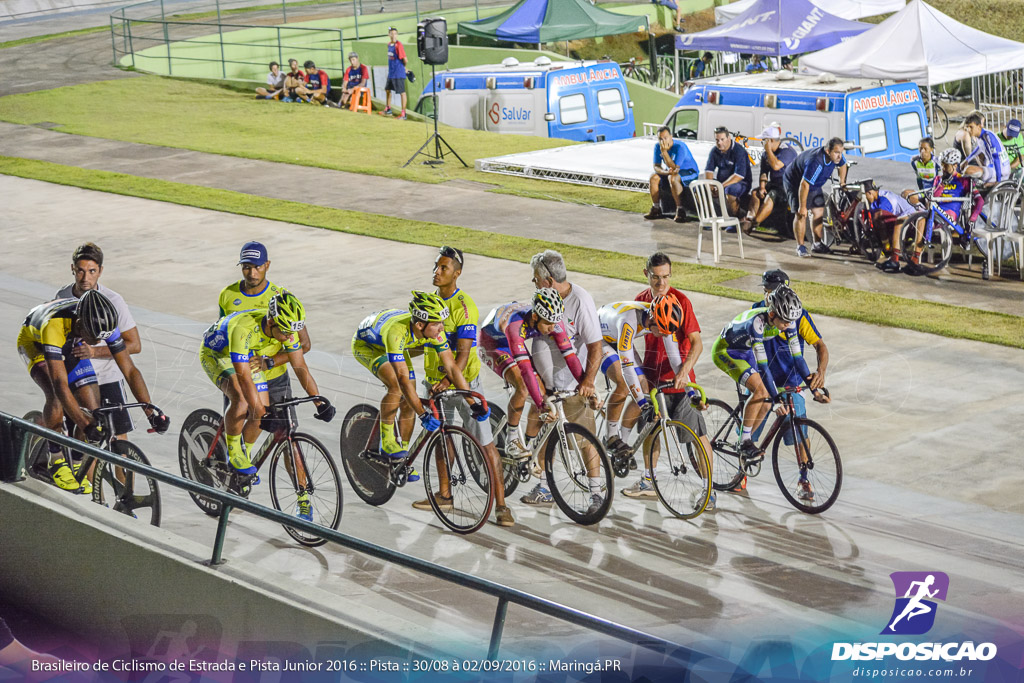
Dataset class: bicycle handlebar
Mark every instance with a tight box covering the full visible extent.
[94,401,163,417]
[651,382,707,404]
[425,389,489,414]
[269,395,329,410]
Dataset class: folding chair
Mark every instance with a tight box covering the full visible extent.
[688,178,744,264]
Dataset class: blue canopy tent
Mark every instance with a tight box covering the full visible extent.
[674,0,870,56]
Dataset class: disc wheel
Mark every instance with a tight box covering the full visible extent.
[544,423,612,525]
[269,433,343,547]
[900,212,951,274]
[650,420,712,519]
[422,426,494,533]
[339,404,396,506]
[703,399,745,491]
[771,418,842,514]
[177,408,229,517]
[95,439,161,526]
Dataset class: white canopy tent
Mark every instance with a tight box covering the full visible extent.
[714,0,904,25]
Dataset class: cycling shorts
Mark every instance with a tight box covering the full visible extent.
[17,327,98,390]
[712,337,756,387]
[350,337,415,381]
[199,345,267,393]
[478,335,516,378]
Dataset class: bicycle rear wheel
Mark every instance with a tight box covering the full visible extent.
[703,399,745,491]
[20,411,48,481]
[177,408,228,517]
[269,433,343,547]
[929,104,949,139]
[650,420,712,519]
[422,426,494,534]
[485,405,521,497]
[544,423,612,525]
[339,404,396,506]
[853,201,883,262]
[95,439,161,526]
[780,137,804,153]
[900,214,951,274]
[771,418,842,514]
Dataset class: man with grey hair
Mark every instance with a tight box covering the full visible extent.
[519,250,604,514]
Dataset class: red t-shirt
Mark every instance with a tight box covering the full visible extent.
[636,286,701,386]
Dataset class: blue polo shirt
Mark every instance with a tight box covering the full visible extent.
[787,146,847,191]
[654,140,700,184]
[705,140,752,186]
[387,41,407,79]
[761,145,798,191]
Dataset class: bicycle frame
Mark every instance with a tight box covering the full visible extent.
[716,387,808,467]
[62,401,163,488]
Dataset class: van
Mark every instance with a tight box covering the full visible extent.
[662,71,928,161]
[415,56,635,143]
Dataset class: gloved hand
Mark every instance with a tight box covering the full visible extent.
[470,402,490,422]
[638,399,655,426]
[419,411,441,432]
[260,412,289,433]
[314,402,336,423]
[84,421,105,443]
[148,412,170,434]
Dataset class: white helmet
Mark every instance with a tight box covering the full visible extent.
[940,148,962,165]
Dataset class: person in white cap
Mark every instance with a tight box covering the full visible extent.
[744,124,798,234]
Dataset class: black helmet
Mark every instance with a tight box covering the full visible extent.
[77,290,119,340]
[761,269,790,291]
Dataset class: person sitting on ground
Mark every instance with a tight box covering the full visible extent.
[705,126,752,221]
[689,52,713,80]
[745,54,766,73]
[962,113,1009,190]
[644,126,699,223]
[340,52,370,108]
[864,179,926,275]
[744,123,797,234]
[303,60,331,106]
[282,58,310,102]
[255,61,284,100]
[909,137,937,192]
[997,118,1024,177]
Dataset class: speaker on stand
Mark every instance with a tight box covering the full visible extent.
[404,17,467,168]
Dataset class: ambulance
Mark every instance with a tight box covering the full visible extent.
[415,56,636,142]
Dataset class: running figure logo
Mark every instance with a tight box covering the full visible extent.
[882,571,949,635]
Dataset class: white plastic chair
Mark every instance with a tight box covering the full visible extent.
[970,187,1018,278]
[688,178,744,264]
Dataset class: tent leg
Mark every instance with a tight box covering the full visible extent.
[928,83,935,137]
[565,40,569,57]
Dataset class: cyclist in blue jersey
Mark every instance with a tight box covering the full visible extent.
[783,138,848,258]
[963,113,1009,188]
[863,179,927,275]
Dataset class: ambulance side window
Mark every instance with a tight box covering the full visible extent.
[897,111,923,150]
[667,109,698,138]
[597,88,625,122]
[560,93,589,125]
[858,118,888,155]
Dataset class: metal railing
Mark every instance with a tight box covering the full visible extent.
[0,412,715,666]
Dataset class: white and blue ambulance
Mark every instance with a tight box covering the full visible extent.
[415,56,636,143]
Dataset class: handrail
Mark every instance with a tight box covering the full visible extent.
[0,413,718,667]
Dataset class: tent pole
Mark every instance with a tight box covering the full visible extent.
[928,83,935,138]
[675,46,680,95]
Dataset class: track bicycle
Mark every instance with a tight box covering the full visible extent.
[703,387,842,514]
[178,396,341,547]
[23,401,166,526]
[487,390,613,526]
[620,57,652,84]
[339,390,495,534]
[918,87,950,139]
[821,171,882,260]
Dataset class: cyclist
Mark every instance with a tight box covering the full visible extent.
[712,287,814,483]
[963,113,1009,189]
[352,291,485,461]
[418,246,513,527]
[863,179,927,275]
[200,292,333,516]
[909,137,937,192]
[17,290,168,491]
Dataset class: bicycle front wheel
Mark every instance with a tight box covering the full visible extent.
[544,423,612,525]
[900,215,951,274]
[650,420,712,519]
[339,404,396,506]
[853,201,883,262]
[269,433,343,547]
[771,417,842,514]
[422,426,494,534]
[704,399,745,491]
[177,408,228,517]
[929,104,949,139]
[95,439,161,526]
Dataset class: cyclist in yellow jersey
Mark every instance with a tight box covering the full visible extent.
[352,290,487,459]
[200,291,334,478]
[17,290,168,491]
[419,247,512,526]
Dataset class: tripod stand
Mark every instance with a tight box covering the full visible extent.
[403,64,467,168]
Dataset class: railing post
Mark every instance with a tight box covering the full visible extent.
[110,16,118,65]
[415,0,420,25]
[209,505,232,565]
[282,0,287,23]
[163,19,172,74]
[277,27,283,67]
[475,0,479,21]
[127,20,135,68]
[0,417,26,483]
[353,0,359,40]
[160,0,165,21]
[339,30,344,71]
[487,597,508,660]
[216,0,227,78]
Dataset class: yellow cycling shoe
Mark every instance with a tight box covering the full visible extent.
[228,452,258,476]
[49,459,83,492]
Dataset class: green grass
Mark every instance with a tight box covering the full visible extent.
[861,0,1024,39]
[3,155,1023,348]
[0,76,648,212]
[0,25,110,50]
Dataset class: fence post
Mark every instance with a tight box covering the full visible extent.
[277,27,283,67]
[0,417,26,483]
[163,19,172,75]
[127,20,135,68]
[216,0,227,78]
[415,0,420,25]
[209,505,232,565]
[160,0,165,21]
[474,0,479,21]
[487,598,508,660]
[282,0,287,23]
[339,30,344,71]
[353,0,359,40]
[110,16,118,65]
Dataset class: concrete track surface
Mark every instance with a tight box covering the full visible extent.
[1,176,1022,673]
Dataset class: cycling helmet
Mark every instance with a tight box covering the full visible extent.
[268,291,305,332]
[650,294,684,335]
[76,289,119,341]
[940,148,962,165]
[766,285,803,323]
[532,288,565,323]
[409,290,449,323]
[761,268,790,291]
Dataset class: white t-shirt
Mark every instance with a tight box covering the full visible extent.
[267,70,285,89]
[54,283,136,384]
[531,282,602,391]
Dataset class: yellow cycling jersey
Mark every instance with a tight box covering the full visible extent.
[20,298,126,363]
[201,309,300,365]
[598,300,652,353]
[425,288,481,384]
[355,309,450,363]
[218,280,292,380]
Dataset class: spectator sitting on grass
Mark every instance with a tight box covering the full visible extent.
[341,52,370,107]
[255,61,284,100]
[303,60,331,106]
[283,58,311,102]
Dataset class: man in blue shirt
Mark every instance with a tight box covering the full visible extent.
[384,26,409,119]
[963,113,1009,188]
[704,127,752,219]
[689,52,713,80]
[745,55,766,73]
[644,126,700,222]
[744,124,798,233]
[783,137,848,257]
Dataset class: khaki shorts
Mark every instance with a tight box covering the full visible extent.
[561,394,597,434]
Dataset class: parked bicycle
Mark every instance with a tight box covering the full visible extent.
[703,387,841,514]
[178,395,341,547]
[487,390,613,526]
[340,389,495,534]
[23,401,166,526]
[620,57,652,84]
[918,88,950,139]
[821,169,881,260]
